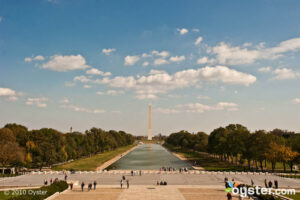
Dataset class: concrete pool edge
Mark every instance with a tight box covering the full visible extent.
[96,145,138,171]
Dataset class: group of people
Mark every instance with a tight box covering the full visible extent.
[120,175,130,189]
[224,177,239,190]
[157,180,168,185]
[130,170,142,176]
[179,167,189,173]
[160,167,176,171]
[81,181,97,192]
[264,179,279,189]
[43,177,59,185]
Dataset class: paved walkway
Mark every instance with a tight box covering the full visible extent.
[117,186,185,200]
[1,172,299,188]
[53,186,230,200]
[55,188,122,200]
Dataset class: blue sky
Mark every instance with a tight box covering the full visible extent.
[1,0,300,135]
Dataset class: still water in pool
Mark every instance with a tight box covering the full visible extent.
[107,144,192,170]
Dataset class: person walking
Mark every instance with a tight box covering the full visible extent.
[88,183,92,191]
[227,192,232,200]
[274,180,278,189]
[93,181,97,190]
[120,179,123,189]
[264,179,268,188]
[64,174,68,181]
[81,182,85,192]
[126,180,129,189]
[268,181,273,188]
[70,182,73,190]
[225,181,229,188]
[251,179,254,186]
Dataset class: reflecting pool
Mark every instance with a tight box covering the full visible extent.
[107,144,192,170]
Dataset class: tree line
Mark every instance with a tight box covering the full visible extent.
[0,123,135,170]
[165,124,300,172]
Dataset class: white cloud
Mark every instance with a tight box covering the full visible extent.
[96,90,124,96]
[192,28,199,32]
[24,55,45,62]
[124,55,140,66]
[83,85,92,88]
[258,66,272,72]
[177,102,238,113]
[25,97,48,108]
[212,42,260,65]
[0,88,16,96]
[149,70,166,75]
[86,68,111,76]
[292,98,300,103]
[152,50,170,58]
[74,75,91,83]
[154,108,181,114]
[0,87,19,101]
[196,95,209,99]
[194,37,203,46]
[169,56,185,63]
[0,17,3,22]
[273,68,300,80]
[61,104,105,114]
[102,48,116,56]
[61,98,70,104]
[41,54,89,72]
[25,57,32,62]
[197,57,209,65]
[243,42,252,47]
[211,38,300,65]
[142,50,170,58]
[155,102,238,114]
[64,82,76,87]
[34,55,45,61]
[135,94,158,100]
[177,28,189,35]
[107,90,124,95]
[153,58,169,66]
[93,66,256,99]
[8,96,18,101]
[142,61,149,67]
[142,53,151,58]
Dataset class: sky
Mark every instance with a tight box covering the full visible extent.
[1,0,300,135]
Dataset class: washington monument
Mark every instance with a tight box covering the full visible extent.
[148,104,152,140]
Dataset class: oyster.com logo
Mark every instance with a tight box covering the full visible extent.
[225,181,239,193]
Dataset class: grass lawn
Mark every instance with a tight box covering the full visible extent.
[164,144,297,172]
[179,151,244,171]
[165,144,244,171]
[0,191,13,200]
[284,193,300,200]
[53,144,136,171]
[278,174,300,179]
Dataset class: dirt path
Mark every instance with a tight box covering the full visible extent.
[96,145,138,171]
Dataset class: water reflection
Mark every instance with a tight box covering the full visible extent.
[107,144,192,170]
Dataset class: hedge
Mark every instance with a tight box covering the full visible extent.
[8,181,68,200]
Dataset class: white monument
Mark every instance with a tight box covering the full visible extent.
[148,104,152,140]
